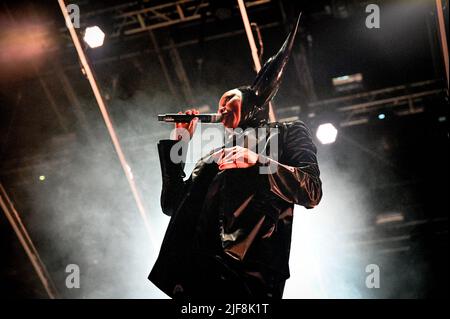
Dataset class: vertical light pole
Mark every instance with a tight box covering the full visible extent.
[58,0,155,247]
[436,0,449,90]
[236,0,276,122]
[0,184,59,299]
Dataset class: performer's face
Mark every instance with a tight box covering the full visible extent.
[218,89,242,128]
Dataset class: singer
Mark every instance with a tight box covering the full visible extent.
[149,14,322,299]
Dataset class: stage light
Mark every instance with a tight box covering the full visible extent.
[83,26,105,48]
[378,113,386,120]
[316,123,338,144]
[39,175,46,181]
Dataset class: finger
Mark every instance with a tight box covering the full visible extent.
[219,163,237,170]
[220,153,241,166]
[221,161,252,170]
[236,149,252,164]
[219,162,250,170]
[218,150,235,163]
[221,151,236,162]
[211,149,224,157]
[211,149,224,162]
[189,116,198,125]
[223,147,238,155]
[234,152,246,164]
[221,149,236,162]
[217,157,233,167]
[189,117,199,132]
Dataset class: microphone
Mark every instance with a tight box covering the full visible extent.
[158,113,225,123]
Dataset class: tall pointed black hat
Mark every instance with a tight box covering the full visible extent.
[238,13,302,128]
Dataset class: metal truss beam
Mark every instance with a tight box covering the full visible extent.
[72,0,272,38]
[305,80,446,127]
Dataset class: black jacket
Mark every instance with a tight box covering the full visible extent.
[149,121,322,298]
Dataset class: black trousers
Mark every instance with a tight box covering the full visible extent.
[174,253,284,300]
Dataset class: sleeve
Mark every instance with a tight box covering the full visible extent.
[259,121,322,209]
[157,139,191,216]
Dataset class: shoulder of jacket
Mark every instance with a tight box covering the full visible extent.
[269,120,308,130]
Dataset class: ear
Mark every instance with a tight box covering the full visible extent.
[219,89,242,106]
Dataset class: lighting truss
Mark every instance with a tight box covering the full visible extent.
[75,0,271,38]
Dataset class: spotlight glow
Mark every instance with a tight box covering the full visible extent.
[378,113,386,120]
[316,123,338,144]
[83,26,105,48]
[39,175,46,181]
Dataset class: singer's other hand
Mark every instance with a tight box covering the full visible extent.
[214,146,259,170]
[172,109,199,141]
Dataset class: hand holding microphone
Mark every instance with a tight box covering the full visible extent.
[173,109,199,141]
[160,108,228,141]
[158,112,223,123]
